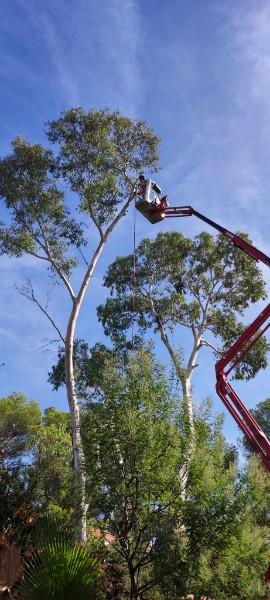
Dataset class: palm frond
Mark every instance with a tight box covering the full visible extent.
[20,516,100,599]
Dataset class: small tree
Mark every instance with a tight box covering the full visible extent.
[20,516,100,600]
[0,108,160,540]
[29,410,73,517]
[82,349,183,599]
[97,231,268,493]
[0,394,74,536]
[0,393,41,535]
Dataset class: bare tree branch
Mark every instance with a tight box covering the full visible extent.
[201,338,224,355]
[35,219,76,302]
[14,278,65,343]
[77,246,88,266]
[86,201,104,240]
[32,338,62,353]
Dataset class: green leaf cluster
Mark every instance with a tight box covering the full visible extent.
[47,107,160,228]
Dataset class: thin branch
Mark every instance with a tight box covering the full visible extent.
[73,186,136,316]
[103,186,136,241]
[33,338,62,352]
[139,572,171,594]
[15,278,65,343]
[87,201,104,240]
[77,246,88,266]
[27,251,50,262]
[35,219,75,301]
[201,338,224,354]
[45,280,58,310]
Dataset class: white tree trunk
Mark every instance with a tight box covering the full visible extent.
[178,372,195,498]
[65,328,88,541]
[153,310,205,498]
[64,237,107,542]
[64,192,135,542]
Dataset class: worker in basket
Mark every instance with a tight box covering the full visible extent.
[137,174,168,209]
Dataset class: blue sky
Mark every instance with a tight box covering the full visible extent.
[1,0,270,447]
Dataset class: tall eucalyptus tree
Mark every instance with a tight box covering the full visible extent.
[0,108,160,539]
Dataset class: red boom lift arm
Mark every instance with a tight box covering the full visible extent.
[135,179,270,473]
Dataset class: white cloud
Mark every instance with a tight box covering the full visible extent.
[14,0,80,106]
[13,0,142,114]
[38,13,80,106]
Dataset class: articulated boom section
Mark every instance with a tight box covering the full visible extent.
[135,178,270,470]
[215,305,270,472]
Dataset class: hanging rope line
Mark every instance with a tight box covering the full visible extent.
[131,197,137,351]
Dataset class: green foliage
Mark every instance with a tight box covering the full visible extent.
[98,230,268,381]
[0,108,160,281]
[208,310,269,380]
[48,340,115,400]
[0,394,73,533]
[178,415,270,600]
[42,406,70,431]
[82,349,183,597]
[46,108,160,228]
[81,365,270,600]
[242,455,270,527]
[20,516,100,600]
[0,392,41,462]
[243,398,270,456]
[0,137,84,276]
[30,421,73,514]
[0,393,42,534]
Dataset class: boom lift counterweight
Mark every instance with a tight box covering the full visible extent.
[135,177,270,473]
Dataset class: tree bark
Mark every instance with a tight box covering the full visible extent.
[128,563,140,600]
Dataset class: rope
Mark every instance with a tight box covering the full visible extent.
[131,198,137,351]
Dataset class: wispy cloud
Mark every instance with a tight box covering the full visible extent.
[12,0,142,114]
[38,13,80,106]
[70,0,142,115]
[161,1,270,253]
[14,0,80,106]
[230,2,270,107]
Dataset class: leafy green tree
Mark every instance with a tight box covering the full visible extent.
[0,394,74,534]
[48,340,114,402]
[97,231,268,493]
[0,392,41,462]
[80,353,270,600]
[82,349,183,600]
[29,413,73,518]
[0,107,160,540]
[42,406,70,431]
[0,393,41,534]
